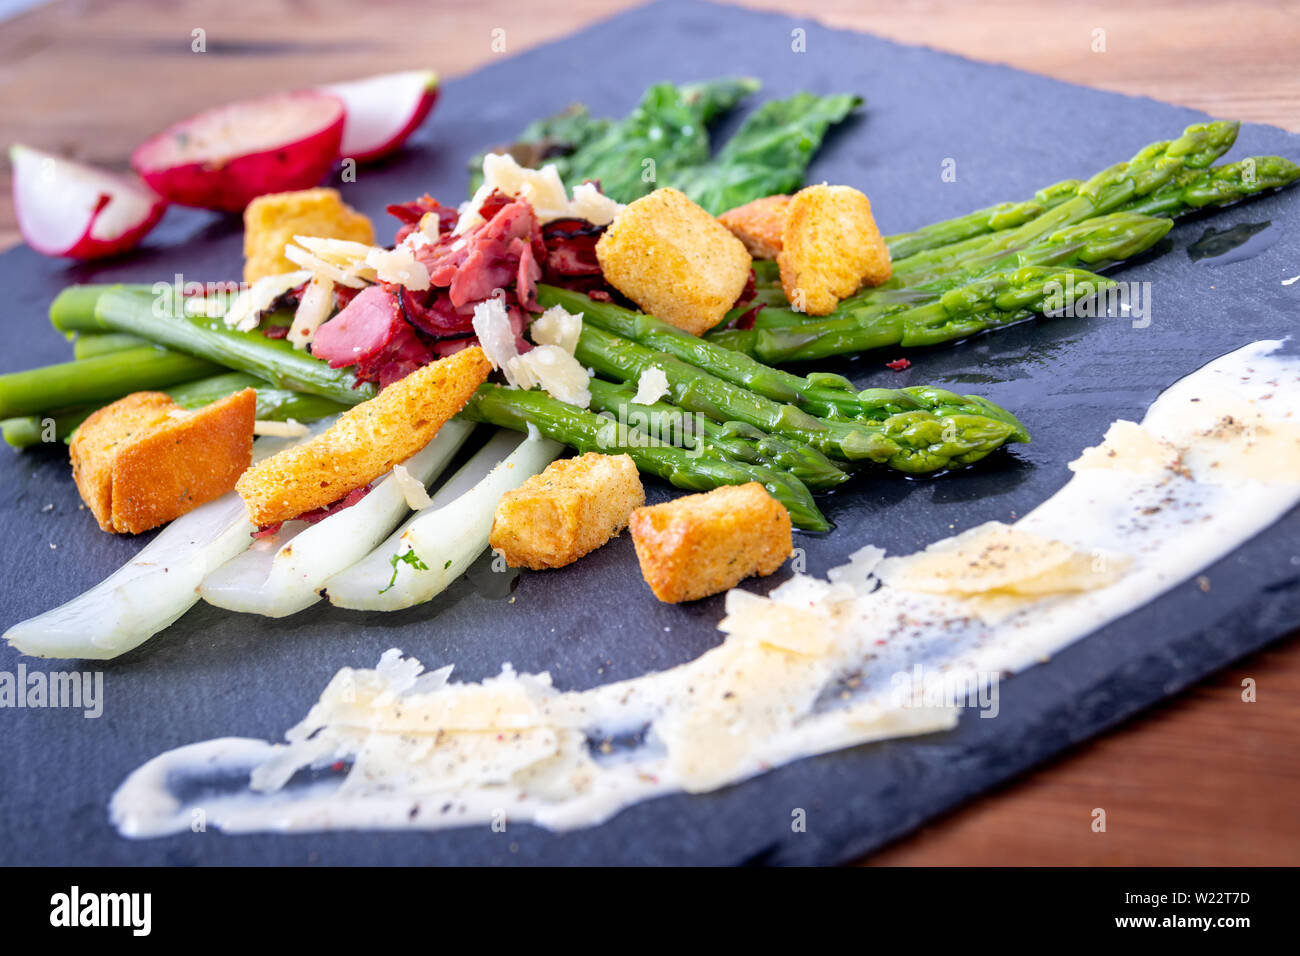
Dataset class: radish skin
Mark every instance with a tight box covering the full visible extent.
[324,429,563,610]
[131,91,345,212]
[10,145,165,260]
[322,70,440,163]
[199,420,475,617]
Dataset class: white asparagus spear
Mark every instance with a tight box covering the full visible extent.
[323,428,562,610]
[199,419,475,617]
[4,425,332,660]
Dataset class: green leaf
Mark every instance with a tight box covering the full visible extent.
[466,81,862,216]
[675,92,863,213]
[379,549,430,595]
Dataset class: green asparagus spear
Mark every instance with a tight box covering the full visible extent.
[168,373,349,421]
[72,332,150,360]
[972,122,1237,260]
[459,383,831,531]
[586,378,848,490]
[50,284,152,334]
[884,178,1081,262]
[739,122,1235,328]
[855,386,1031,444]
[1123,155,1300,218]
[714,212,1172,358]
[93,287,375,406]
[0,372,349,450]
[544,285,1030,437]
[730,266,1116,364]
[573,324,1022,469]
[538,284,866,417]
[0,346,222,418]
[1,409,90,449]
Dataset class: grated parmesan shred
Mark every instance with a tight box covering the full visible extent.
[225,270,313,332]
[631,366,670,405]
[252,418,310,438]
[391,464,434,511]
[528,305,583,354]
[454,153,625,234]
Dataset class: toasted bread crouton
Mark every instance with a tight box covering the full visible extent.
[718,194,790,259]
[71,389,256,534]
[236,347,490,527]
[778,184,891,316]
[629,482,792,603]
[490,453,644,569]
[595,187,751,336]
[243,188,374,284]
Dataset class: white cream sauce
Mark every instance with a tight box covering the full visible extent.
[110,340,1300,838]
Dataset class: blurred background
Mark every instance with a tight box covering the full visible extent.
[1,0,1297,864]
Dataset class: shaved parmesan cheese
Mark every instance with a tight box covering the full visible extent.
[288,274,335,349]
[507,346,592,409]
[253,418,309,438]
[1070,420,1182,476]
[653,637,833,792]
[392,464,434,510]
[455,153,626,234]
[292,235,376,265]
[364,245,430,291]
[224,270,312,332]
[876,521,1129,599]
[482,152,570,220]
[720,589,834,657]
[568,181,622,226]
[284,234,378,288]
[454,187,490,236]
[473,299,592,408]
[470,297,519,372]
[631,365,669,405]
[528,305,583,354]
[399,212,440,251]
[284,243,369,288]
[825,543,886,593]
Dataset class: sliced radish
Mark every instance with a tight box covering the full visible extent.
[10,145,165,260]
[130,90,345,213]
[321,69,440,163]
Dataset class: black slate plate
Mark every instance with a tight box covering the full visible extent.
[2,0,1298,866]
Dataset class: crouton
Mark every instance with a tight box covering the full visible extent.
[71,389,256,534]
[718,194,790,259]
[629,482,792,603]
[236,347,490,527]
[243,187,374,284]
[595,187,751,336]
[490,453,644,569]
[778,184,891,316]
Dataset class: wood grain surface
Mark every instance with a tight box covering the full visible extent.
[0,0,1296,866]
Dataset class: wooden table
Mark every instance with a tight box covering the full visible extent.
[2,0,1297,865]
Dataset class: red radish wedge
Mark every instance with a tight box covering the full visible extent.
[10,144,166,260]
[321,70,440,163]
[131,90,345,213]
